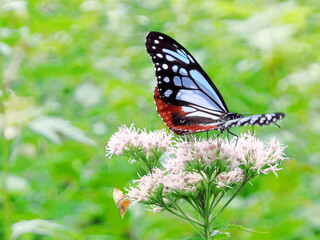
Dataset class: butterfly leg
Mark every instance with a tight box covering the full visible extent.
[273,122,281,129]
[214,130,223,140]
[226,129,239,146]
[206,131,209,140]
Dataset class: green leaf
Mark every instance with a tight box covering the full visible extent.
[211,230,231,239]
[28,116,95,145]
[226,224,269,233]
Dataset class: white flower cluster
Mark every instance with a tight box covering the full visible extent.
[106,124,173,157]
[125,132,286,206]
[106,125,287,210]
[126,168,202,206]
[165,133,286,178]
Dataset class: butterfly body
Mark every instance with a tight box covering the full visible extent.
[146,31,285,135]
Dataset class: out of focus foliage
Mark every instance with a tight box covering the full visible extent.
[0,0,319,239]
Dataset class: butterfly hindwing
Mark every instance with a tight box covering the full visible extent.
[154,87,222,134]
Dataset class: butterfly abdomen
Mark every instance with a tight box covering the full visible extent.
[221,113,286,130]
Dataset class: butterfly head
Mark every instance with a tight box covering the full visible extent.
[223,112,243,121]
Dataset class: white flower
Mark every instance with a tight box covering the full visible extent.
[106,124,173,157]
[127,168,203,205]
[216,168,244,188]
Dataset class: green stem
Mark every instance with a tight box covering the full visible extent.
[203,180,212,239]
[126,151,150,173]
[185,197,203,216]
[166,196,202,227]
[163,202,203,229]
[210,179,248,226]
[209,191,225,213]
[1,80,10,240]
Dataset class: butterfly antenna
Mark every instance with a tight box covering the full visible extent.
[241,112,252,116]
[273,122,281,129]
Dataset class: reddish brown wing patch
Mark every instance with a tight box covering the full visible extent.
[154,87,220,134]
[154,87,183,134]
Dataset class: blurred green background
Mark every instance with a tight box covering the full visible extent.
[0,0,319,239]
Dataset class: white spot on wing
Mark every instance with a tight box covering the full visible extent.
[162,64,168,69]
[259,117,266,124]
[157,53,163,58]
[154,40,159,44]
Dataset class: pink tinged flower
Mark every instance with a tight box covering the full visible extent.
[165,137,221,171]
[105,124,137,157]
[216,168,244,188]
[262,163,283,178]
[218,132,287,176]
[162,171,202,192]
[146,205,162,213]
[126,168,165,205]
[106,124,173,158]
[126,168,203,205]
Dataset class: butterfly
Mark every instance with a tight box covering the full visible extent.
[113,188,130,219]
[145,31,285,135]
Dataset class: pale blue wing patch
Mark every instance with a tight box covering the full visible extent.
[189,69,226,111]
[163,77,170,83]
[162,48,190,64]
[164,89,173,97]
[181,77,198,89]
[179,68,188,76]
[177,89,223,111]
[172,65,178,72]
[174,76,182,86]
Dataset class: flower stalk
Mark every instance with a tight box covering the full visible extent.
[107,125,287,239]
[1,82,10,240]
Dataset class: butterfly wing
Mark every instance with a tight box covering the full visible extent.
[146,31,228,133]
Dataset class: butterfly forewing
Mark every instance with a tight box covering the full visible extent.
[146,31,228,114]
